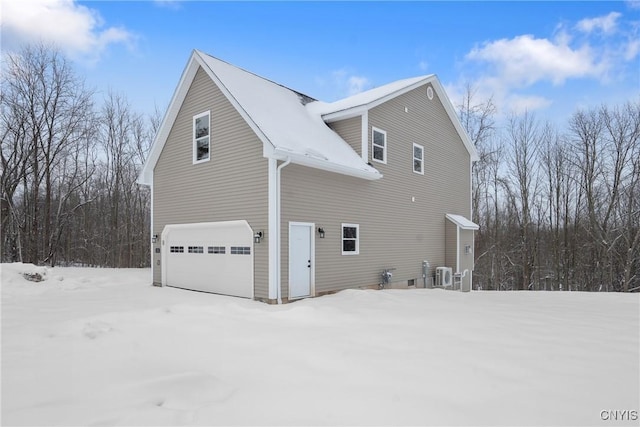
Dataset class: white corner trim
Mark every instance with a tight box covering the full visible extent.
[361,111,369,163]
[150,180,156,285]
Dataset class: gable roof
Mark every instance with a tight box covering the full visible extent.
[311,75,479,162]
[139,50,382,185]
[139,50,477,185]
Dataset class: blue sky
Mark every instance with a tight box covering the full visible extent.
[3,1,639,126]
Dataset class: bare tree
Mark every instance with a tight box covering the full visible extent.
[1,44,95,265]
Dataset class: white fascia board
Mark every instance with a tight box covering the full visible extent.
[137,50,278,186]
[429,77,480,162]
[321,77,431,123]
[194,50,275,155]
[138,52,200,186]
[272,149,382,181]
[322,105,369,123]
[320,75,480,163]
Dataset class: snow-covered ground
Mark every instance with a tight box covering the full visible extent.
[2,263,638,426]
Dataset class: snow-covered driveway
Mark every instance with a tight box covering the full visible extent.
[2,263,638,426]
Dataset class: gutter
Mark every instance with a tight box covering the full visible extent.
[272,149,381,181]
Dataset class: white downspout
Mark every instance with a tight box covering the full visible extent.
[276,157,291,304]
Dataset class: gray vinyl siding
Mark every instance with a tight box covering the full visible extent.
[280,83,471,297]
[328,116,361,156]
[152,66,269,299]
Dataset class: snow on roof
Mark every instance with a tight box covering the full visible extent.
[139,50,476,185]
[446,214,479,230]
[311,75,432,117]
[196,51,381,180]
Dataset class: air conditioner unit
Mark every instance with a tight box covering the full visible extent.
[436,267,453,288]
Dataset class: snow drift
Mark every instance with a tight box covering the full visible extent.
[2,263,638,425]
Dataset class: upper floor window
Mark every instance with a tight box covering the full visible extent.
[342,223,359,255]
[193,111,210,163]
[413,143,424,175]
[372,127,387,164]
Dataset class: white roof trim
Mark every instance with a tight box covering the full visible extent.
[138,50,275,186]
[138,51,476,187]
[446,214,479,230]
[317,76,432,121]
[138,53,199,185]
[317,75,479,163]
[139,50,381,185]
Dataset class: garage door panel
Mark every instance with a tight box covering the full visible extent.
[161,221,254,298]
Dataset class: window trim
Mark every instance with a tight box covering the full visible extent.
[413,143,424,175]
[341,223,360,255]
[193,110,211,164]
[371,127,387,164]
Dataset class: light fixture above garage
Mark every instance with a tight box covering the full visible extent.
[317,227,325,238]
[254,231,263,243]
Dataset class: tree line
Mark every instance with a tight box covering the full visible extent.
[460,85,640,292]
[2,44,638,291]
[1,44,157,268]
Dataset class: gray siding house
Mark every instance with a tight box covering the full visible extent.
[138,50,479,303]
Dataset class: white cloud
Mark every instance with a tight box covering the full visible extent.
[626,0,640,9]
[505,94,553,115]
[1,0,135,62]
[625,38,640,60]
[347,75,371,96]
[576,12,622,34]
[418,60,429,72]
[154,0,182,10]
[466,34,605,87]
[328,68,372,98]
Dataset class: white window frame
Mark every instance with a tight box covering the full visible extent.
[193,111,211,164]
[413,143,424,175]
[341,223,360,255]
[371,127,387,164]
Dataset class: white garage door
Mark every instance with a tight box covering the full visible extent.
[161,220,254,298]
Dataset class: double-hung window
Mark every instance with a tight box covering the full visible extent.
[193,111,210,163]
[372,127,387,164]
[342,223,359,255]
[413,143,424,174]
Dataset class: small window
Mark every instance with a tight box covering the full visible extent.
[170,246,184,253]
[413,143,424,175]
[188,246,204,254]
[193,111,210,163]
[208,246,226,254]
[372,127,387,164]
[231,246,251,255]
[341,223,359,255]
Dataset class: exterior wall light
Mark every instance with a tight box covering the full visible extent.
[152,234,158,243]
[317,227,325,238]
[254,231,263,243]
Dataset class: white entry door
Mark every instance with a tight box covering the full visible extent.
[289,222,314,299]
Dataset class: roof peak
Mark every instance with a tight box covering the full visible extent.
[194,50,317,104]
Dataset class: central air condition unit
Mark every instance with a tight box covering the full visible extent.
[436,267,453,287]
